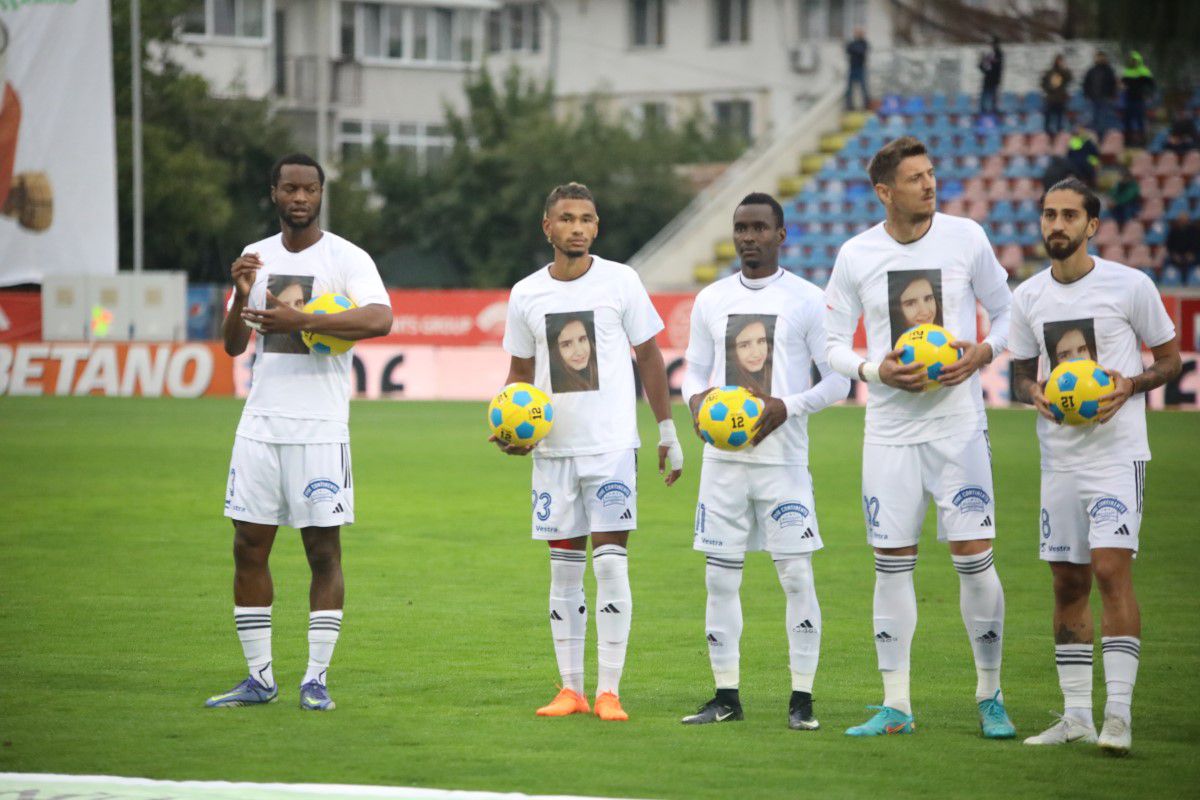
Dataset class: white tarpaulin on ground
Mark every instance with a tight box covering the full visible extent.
[0,1,117,286]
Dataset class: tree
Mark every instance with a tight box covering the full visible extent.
[112,1,297,281]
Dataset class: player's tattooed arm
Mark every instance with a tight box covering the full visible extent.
[1012,357,1057,422]
[490,356,538,456]
[1097,337,1182,424]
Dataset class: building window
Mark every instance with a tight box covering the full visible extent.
[712,0,750,44]
[798,0,865,40]
[629,0,664,48]
[714,99,752,141]
[484,4,542,54]
[350,3,481,65]
[338,118,456,182]
[182,0,269,40]
[636,102,670,131]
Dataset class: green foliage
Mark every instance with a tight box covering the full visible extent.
[343,69,745,288]
[112,1,296,280]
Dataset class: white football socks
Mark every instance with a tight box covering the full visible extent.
[593,544,631,696]
[952,548,1006,702]
[873,553,917,715]
[1055,643,1094,724]
[704,555,745,689]
[234,605,274,689]
[303,610,343,686]
[775,555,820,693]
[1102,636,1140,723]
[548,548,587,695]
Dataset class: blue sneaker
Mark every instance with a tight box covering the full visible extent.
[205,676,278,708]
[979,691,1016,739]
[844,705,915,736]
[299,680,336,711]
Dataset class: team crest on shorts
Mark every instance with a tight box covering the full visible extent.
[1089,497,1128,524]
[596,481,632,508]
[303,478,341,505]
[952,486,991,514]
[770,502,810,528]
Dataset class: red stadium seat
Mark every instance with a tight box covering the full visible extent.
[1137,196,1165,223]
[1002,134,1027,157]
[1093,219,1120,247]
[942,198,967,217]
[988,178,1012,199]
[1138,177,1162,199]
[982,155,1005,180]
[1100,130,1125,157]
[1127,243,1153,266]
[1011,178,1039,201]
[964,178,989,203]
[1181,151,1200,178]
[1162,174,1186,198]
[966,200,990,222]
[999,244,1024,274]
[1052,131,1072,152]
[1119,220,1145,246]
[1154,151,1180,177]
[1129,150,1154,178]
[1100,244,1126,262]
[1027,132,1052,156]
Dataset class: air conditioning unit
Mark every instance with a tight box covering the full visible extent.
[789,45,820,73]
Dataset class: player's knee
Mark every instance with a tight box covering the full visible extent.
[774,556,813,595]
[592,552,628,582]
[305,545,342,575]
[1051,566,1091,604]
[1091,552,1132,592]
[705,563,743,597]
[233,532,271,568]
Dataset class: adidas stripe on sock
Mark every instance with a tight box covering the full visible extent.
[705,555,745,689]
[303,610,343,686]
[1102,636,1140,723]
[1055,643,1094,716]
[548,548,587,694]
[234,605,274,689]
[594,544,631,696]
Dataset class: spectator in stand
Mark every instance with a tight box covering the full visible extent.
[1108,166,1141,225]
[1165,113,1198,155]
[1041,54,1073,136]
[845,28,870,111]
[1041,155,1075,192]
[1166,213,1200,270]
[1121,51,1156,148]
[1067,127,1101,187]
[1082,51,1118,134]
[978,37,1003,116]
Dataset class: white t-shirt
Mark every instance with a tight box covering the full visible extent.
[683,269,849,465]
[502,256,664,458]
[234,232,391,444]
[825,213,1013,445]
[1009,258,1175,470]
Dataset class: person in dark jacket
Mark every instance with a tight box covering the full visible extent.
[1108,167,1141,226]
[1166,213,1200,270]
[1041,54,1072,136]
[1121,51,1156,147]
[1082,51,1118,134]
[978,37,1003,116]
[1066,127,1101,186]
[845,29,869,111]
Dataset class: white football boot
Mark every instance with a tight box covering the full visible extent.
[1023,713,1098,745]
[1098,715,1132,756]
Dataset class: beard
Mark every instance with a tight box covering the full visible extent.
[279,200,321,231]
[1044,232,1083,260]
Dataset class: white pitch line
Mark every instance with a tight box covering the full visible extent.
[0,773,653,800]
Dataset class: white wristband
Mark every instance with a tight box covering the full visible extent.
[658,419,684,471]
[860,361,880,383]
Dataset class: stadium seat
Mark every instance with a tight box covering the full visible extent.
[1012,178,1040,201]
[1100,130,1125,157]
[1166,196,1190,217]
[1154,151,1181,177]
[963,178,988,203]
[1139,267,1158,282]
[942,198,967,217]
[1026,132,1052,156]
[1139,196,1166,224]
[1188,266,1200,287]
[1052,131,1071,152]
[1093,219,1120,247]
[879,95,903,115]
[1144,219,1168,245]
[989,178,1013,200]
[1002,134,1027,157]
[1100,244,1126,262]
[1138,178,1162,200]
[1119,220,1146,247]
[990,200,1017,222]
[1129,150,1154,178]
[1127,243,1152,267]
[1181,151,1200,178]
[940,179,965,201]
[902,96,926,115]
[1022,91,1042,113]
[1162,175,1186,199]
[982,155,1005,180]
[999,244,1024,274]
[966,200,990,222]
[1004,155,1035,178]
[1160,265,1183,287]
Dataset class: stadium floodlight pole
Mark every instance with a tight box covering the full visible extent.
[131,0,144,274]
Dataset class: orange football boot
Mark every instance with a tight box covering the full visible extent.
[536,687,590,717]
[594,691,629,722]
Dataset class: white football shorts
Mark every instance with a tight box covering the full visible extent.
[224,436,355,529]
[693,459,823,557]
[1039,461,1145,564]
[861,429,996,548]
[530,449,637,540]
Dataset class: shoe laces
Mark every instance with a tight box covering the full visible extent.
[979,690,1008,723]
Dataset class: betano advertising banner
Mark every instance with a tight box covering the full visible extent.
[0,1,117,286]
[0,341,234,396]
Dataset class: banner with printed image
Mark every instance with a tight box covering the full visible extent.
[0,1,117,285]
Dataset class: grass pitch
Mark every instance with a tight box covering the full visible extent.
[1,397,1197,799]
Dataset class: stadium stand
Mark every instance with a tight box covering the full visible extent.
[700,87,1200,288]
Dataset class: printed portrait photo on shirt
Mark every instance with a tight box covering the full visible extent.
[1044,318,1098,370]
[265,274,313,354]
[725,314,776,396]
[546,310,599,392]
[887,268,943,347]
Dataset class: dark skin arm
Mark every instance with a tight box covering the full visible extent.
[633,337,682,486]
[240,292,392,339]
[688,388,714,442]
[1012,356,1058,422]
[490,356,537,456]
[222,253,261,357]
[749,393,787,446]
[1095,337,1182,424]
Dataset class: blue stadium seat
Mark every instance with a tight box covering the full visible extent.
[990,200,1017,222]
[879,95,903,115]
[1187,178,1200,199]
[1145,220,1167,246]
[1139,267,1157,282]
[1188,266,1200,287]
[1160,266,1182,287]
[951,93,974,114]
[940,180,964,201]
[1167,196,1190,217]
[930,94,949,115]
[1022,91,1042,113]
[902,96,927,115]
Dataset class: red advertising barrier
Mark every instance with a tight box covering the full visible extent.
[0,341,235,396]
[0,291,41,342]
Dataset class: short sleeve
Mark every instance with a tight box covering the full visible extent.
[621,269,664,347]
[502,289,536,359]
[1128,274,1176,348]
[343,247,391,308]
[1007,293,1040,360]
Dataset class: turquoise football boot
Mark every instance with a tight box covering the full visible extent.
[844,705,915,736]
[979,690,1017,739]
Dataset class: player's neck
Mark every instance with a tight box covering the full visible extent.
[883,213,932,245]
[740,263,780,281]
[281,223,323,253]
[1050,249,1095,284]
[549,252,593,281]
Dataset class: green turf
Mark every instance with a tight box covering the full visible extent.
[0,397,1197,799]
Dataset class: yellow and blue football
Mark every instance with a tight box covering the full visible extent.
[1045,358,1112,425]
[488,382,554,447]
[302,293,357,355]
[697,385,763,451]
[895,323,962,391]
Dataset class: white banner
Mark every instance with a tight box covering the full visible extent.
[0,1,117,286]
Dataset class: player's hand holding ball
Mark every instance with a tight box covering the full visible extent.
[1044,359,1117,425]
[488,382,553,456]
[696,386,763,451]
[891,323,963,391]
